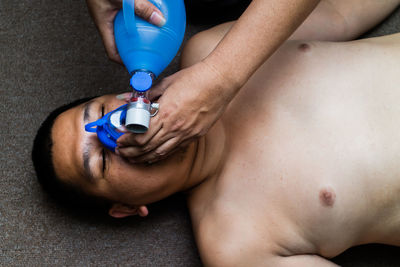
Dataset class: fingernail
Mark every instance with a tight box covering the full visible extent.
[150,11,166,27]
[115,148,120,155]
[116,92,131,100]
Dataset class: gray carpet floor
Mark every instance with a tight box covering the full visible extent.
[1,0,400,266]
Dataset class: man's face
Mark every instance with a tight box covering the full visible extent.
[51,94,195,206]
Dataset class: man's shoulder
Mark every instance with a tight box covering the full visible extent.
[194,203,275,266]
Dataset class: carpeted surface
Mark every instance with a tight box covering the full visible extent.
[1,0,400,266]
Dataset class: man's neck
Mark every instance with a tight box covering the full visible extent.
[180,121,227,194]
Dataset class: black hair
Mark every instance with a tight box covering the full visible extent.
[32,97,112,213]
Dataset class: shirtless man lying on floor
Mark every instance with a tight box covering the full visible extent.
[32,0,400,265]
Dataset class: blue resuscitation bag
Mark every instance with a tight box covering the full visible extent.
[114,0,186,77]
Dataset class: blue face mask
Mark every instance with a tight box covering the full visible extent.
[85,104,127,151]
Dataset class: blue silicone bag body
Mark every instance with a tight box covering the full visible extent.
[114,0,186,77]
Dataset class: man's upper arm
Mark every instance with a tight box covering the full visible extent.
[196,209,338,266]
[273,254,339,267]
[203,252,339,267]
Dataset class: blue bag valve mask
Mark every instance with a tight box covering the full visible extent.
[86,0,185,152]
[85,104,127,151]
[84,101,159,152]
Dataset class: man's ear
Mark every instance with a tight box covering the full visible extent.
[137,205,149,217]
[108,203,137,218]
[108,203,148,218]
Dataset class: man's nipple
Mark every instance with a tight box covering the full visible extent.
[319,187,336,207]
[298,43,311,52]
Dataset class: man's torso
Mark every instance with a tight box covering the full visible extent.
[189,34,400,259]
